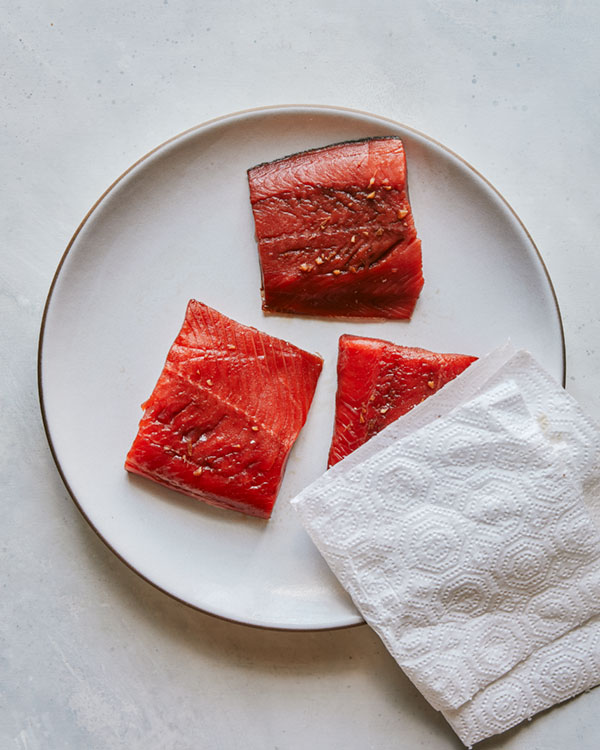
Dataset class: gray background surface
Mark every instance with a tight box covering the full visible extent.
[2,1,599,748]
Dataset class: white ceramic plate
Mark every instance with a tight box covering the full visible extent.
[39,105,564,630]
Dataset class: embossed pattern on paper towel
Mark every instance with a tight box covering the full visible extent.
[293,381,600,715]
[444,613,600,745]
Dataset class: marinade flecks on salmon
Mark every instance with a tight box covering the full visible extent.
[247,137,424,319]
[125,301,323,519]
[328,335,476,467]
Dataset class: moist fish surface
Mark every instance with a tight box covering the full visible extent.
[125,300,323,519]
[247,137,424,319]
[328,334,476,466]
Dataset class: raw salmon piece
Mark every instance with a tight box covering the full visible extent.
[125,301,323,519]
[247,137,423,319]
[328,335,476,466]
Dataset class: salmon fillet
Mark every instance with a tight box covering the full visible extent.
[125,301,323,518]
[328,335,476,466]
[247,137,424,319]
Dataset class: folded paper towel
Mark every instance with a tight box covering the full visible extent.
[291,345,600,746]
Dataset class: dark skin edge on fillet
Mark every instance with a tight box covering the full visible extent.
[247,135,404,174]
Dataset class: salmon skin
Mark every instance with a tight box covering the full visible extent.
[125,300,323,519]
[328,335,476,466]
[247,137,424,319]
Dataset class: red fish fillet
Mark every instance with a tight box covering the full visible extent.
[125,301,323,519]
[328,335,476,466]
[247,137,423,319]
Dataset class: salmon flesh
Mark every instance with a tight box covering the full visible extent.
[247,137,424,319]
[125,300,323,518]
[328,335,476,466]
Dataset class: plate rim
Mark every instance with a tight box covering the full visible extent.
[37,103,566,631]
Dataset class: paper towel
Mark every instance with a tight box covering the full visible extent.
[291,347,600,745]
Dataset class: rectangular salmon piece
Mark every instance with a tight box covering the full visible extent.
[125,301,323,518]
[328,335,476,466]
[247,137,424,319]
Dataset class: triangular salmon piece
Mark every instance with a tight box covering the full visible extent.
[328,334,476,466]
